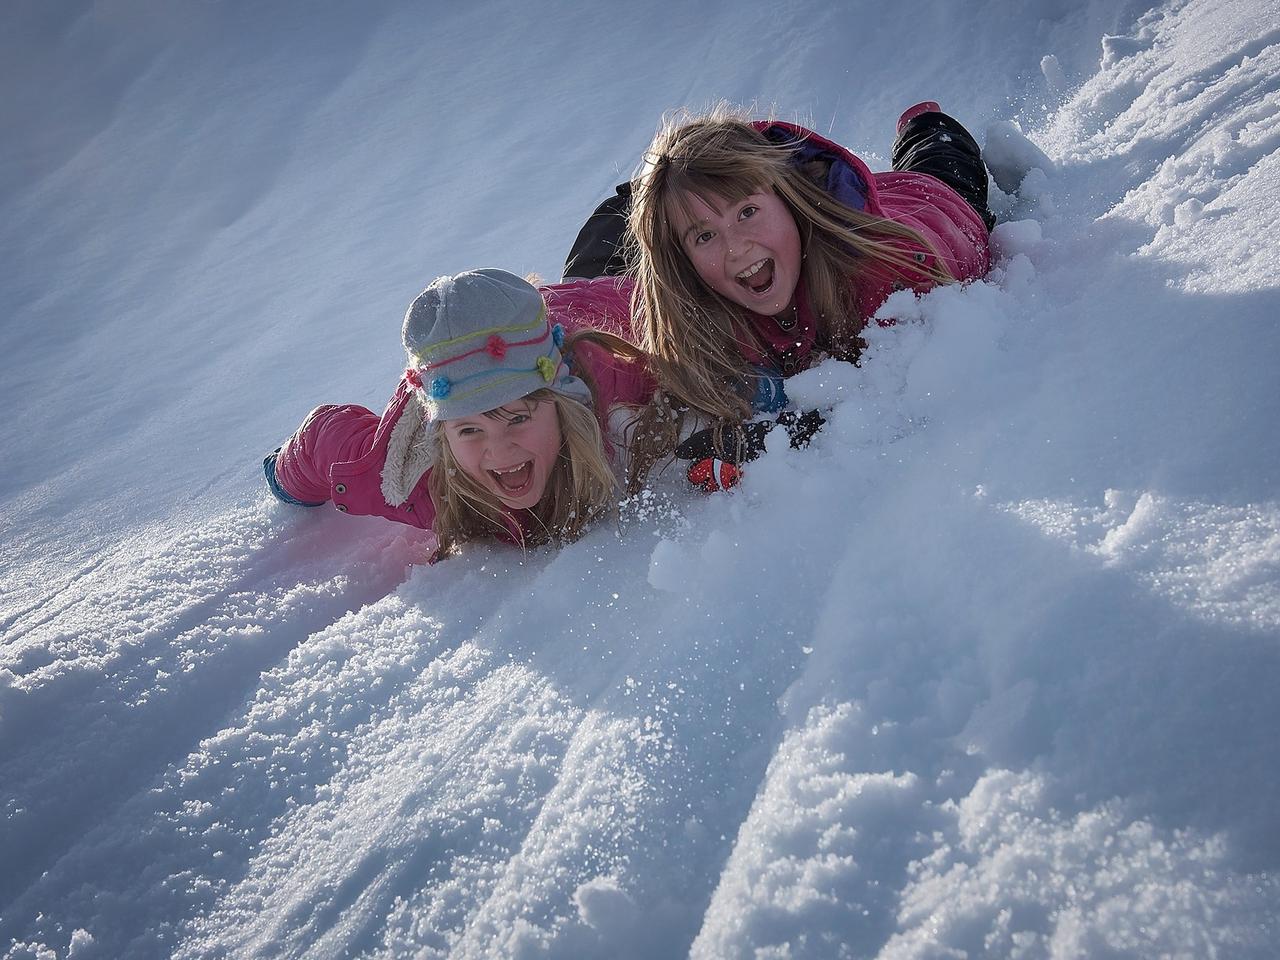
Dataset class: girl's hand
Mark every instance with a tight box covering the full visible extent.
[675,419,773,465]
[675,410,826,492]
[675,409,825,464]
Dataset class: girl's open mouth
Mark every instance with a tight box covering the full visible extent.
[490,461,534,496]
[736,257,775,295]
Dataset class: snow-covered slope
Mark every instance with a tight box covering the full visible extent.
[2,1,1278,957]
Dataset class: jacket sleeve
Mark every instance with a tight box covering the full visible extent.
[269,404,381,506]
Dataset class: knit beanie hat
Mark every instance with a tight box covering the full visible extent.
[379,269,596,507]
[401,269,593,420]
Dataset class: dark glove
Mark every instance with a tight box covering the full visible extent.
[675,410,826,492]
[675,419,772,465]
[776,408,826,450]
[674,409,826,464]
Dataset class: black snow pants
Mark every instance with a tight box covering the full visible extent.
[890,109,996,232]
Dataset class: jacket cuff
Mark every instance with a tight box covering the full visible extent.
[263,450,326,507]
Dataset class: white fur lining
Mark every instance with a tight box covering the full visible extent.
[380,392,437,507]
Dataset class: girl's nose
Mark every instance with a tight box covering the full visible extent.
[486,429,518,458]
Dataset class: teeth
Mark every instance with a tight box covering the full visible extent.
[492,462,529,475]
[736,258,769,280]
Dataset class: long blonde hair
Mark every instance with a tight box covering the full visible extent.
[625,108,955,477]
[425,330,645,557]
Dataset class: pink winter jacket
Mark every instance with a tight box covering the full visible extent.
[739,121,991,374]
[271,277,653,536]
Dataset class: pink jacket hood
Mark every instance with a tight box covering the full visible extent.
[735,121,991,374]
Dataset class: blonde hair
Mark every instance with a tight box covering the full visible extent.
[425,330,645,557]
[625,108,955,478]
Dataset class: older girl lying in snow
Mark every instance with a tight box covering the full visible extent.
[265,269,653,558]
[565,102,995,490]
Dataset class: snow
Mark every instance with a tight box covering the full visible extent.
[2,0,1279,957]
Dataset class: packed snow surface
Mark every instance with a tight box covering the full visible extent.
[2,0,1278,957]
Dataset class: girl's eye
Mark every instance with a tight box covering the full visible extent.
[508,413,530,425]
[694,230,715,245]
[455,426,481,437]
[739,204,758,220]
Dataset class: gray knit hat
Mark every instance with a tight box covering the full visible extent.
[402,269,592,421]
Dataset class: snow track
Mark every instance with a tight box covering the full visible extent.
[3,0,1279,957]
[1,507,426,918]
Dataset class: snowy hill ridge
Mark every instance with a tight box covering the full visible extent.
[2,0,1279,957]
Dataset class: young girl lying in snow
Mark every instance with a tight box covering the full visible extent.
[564,102,995,490]
[265,269,653,558]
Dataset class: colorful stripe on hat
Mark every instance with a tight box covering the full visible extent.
[421,343,568,406]
[409,303,549,366]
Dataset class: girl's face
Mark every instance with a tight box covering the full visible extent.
[441,396,563,511]
[673,188,802,317]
